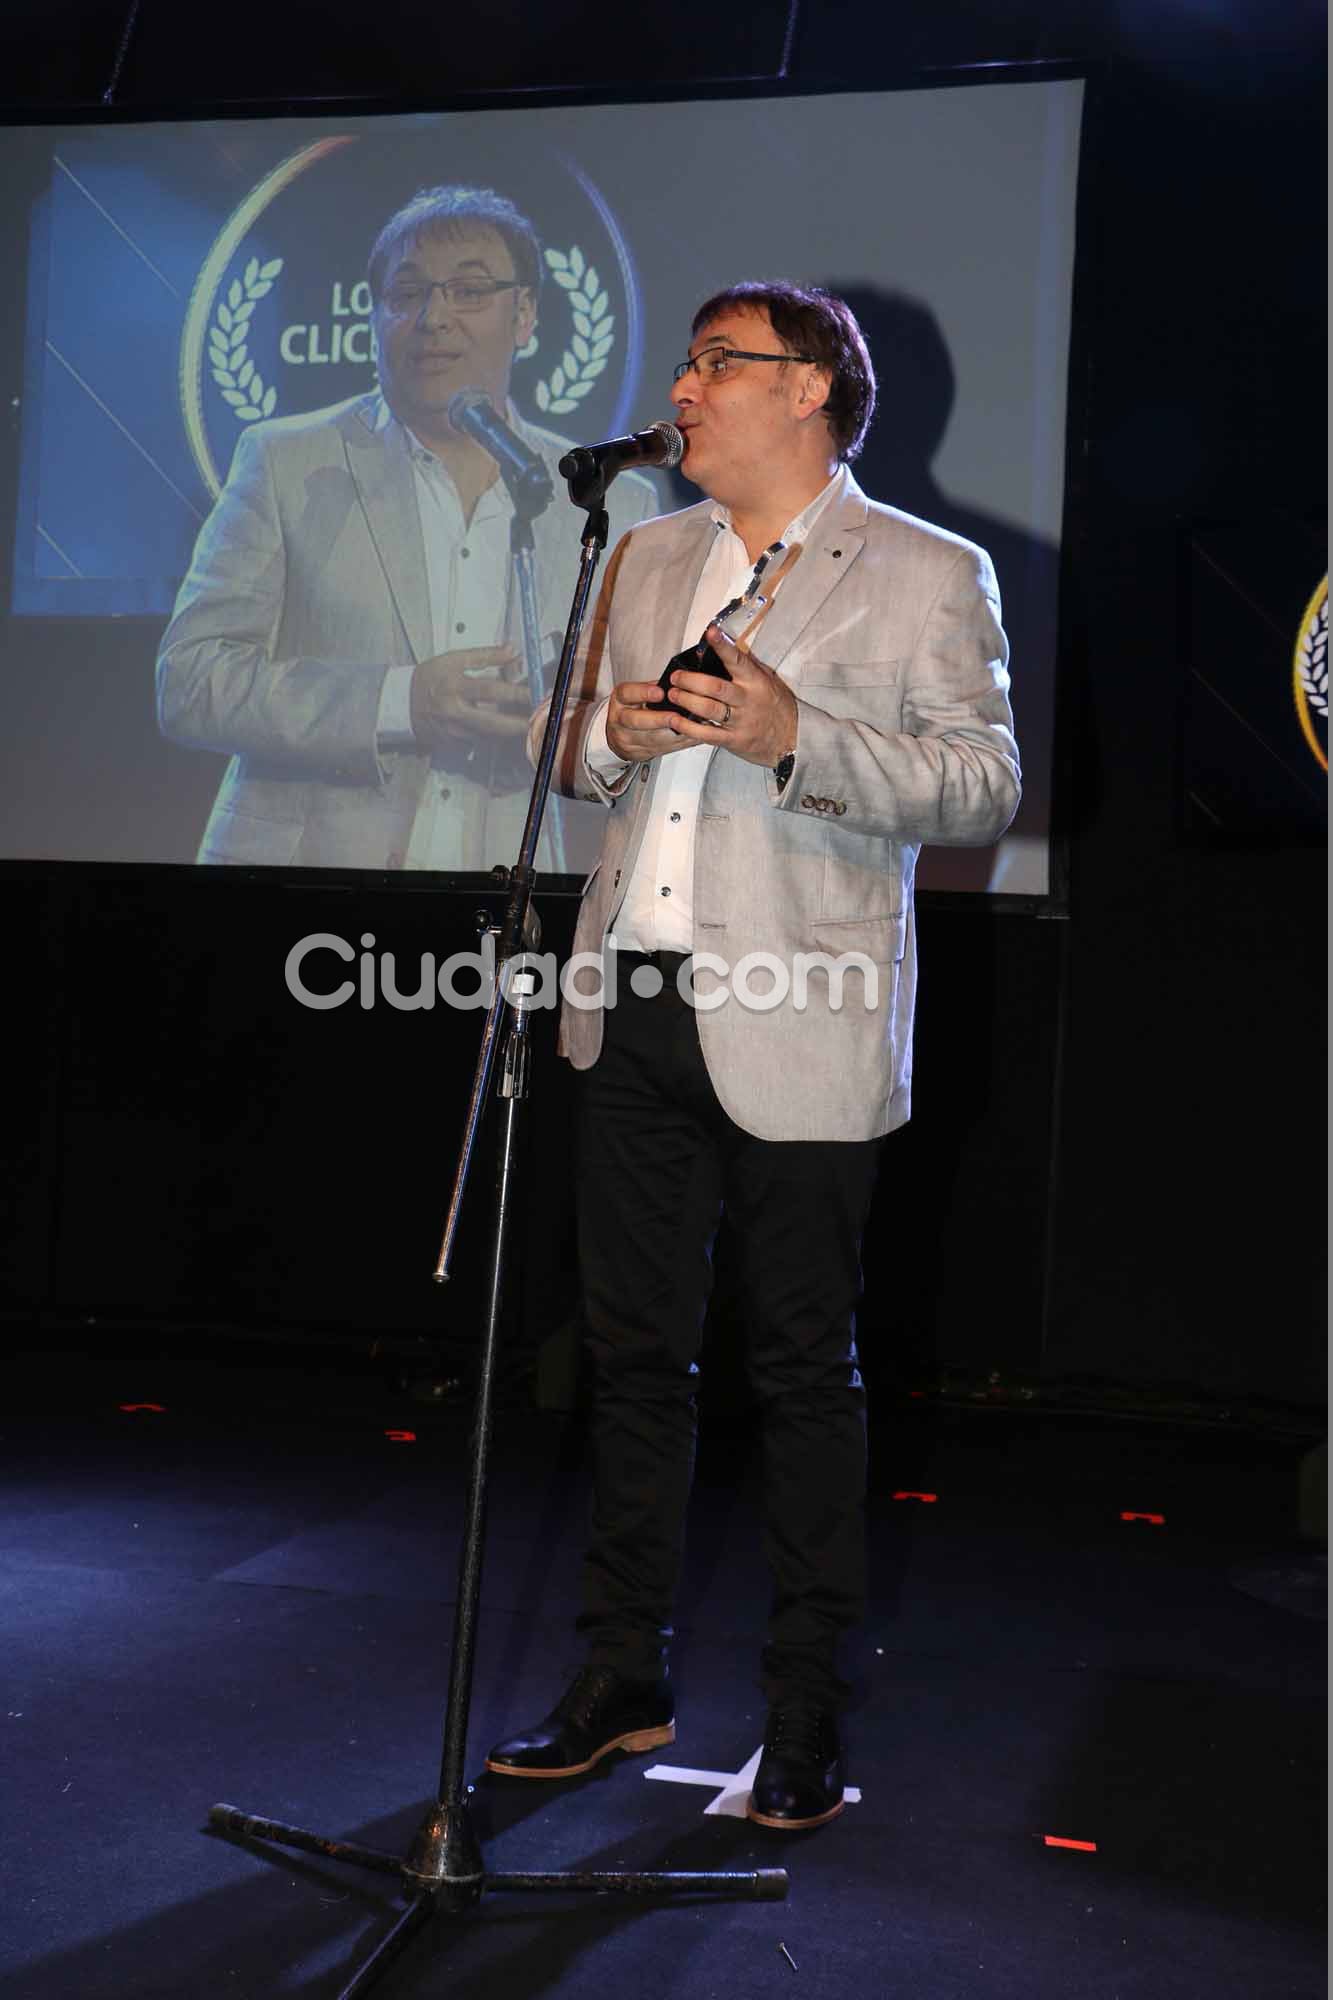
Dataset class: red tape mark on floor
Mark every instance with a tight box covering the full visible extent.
[118,1403,166,1413]
[1120,1511,1165,1524]
[1044,1835,1098,1851]
[384,1429,417,1443]
[891,1491,938,1503]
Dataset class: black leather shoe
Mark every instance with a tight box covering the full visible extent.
[485,1665,675,1778]
[746,1700,845,1829]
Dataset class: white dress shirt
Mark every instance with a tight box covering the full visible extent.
[374,412,527,870]
[587,469,845,953]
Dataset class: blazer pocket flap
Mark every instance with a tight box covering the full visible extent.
[200,805,303,866]
[799,658,902,688]
[809,914,906,964]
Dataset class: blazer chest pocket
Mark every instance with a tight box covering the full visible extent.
[799,658,902,688]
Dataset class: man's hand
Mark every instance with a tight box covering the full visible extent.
[410,647,531,753]
[662,624,798,769]
[604,678,701,764]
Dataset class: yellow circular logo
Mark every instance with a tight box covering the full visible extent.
[1292,576,1328,773]
[180,137,356,499]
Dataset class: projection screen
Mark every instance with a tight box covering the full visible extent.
[0,77,1084,897]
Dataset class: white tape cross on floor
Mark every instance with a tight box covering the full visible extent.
[643,1747,863,1818]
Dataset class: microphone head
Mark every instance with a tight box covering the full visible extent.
[447,387,493,426]
[648,420,685,469]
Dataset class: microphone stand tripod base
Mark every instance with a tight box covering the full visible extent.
[208,1784,786,1999]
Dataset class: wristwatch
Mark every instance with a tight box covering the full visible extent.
[773,750,796,791]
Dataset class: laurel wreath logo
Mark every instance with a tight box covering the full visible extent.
[1296,589,1327,717]
[534,246,614,415]
[209,257,284,422]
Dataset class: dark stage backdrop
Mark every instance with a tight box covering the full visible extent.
[0,871,1061,1395]
[0,0,1324,1411]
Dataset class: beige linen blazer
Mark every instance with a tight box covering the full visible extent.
[156,394,655,869]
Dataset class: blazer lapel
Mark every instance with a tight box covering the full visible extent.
[647,507,719,668]
[611,507,718,853]
[341,402,433,665]
[750,476,870,678]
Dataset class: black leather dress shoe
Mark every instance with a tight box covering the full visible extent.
[485,1665,675,1778]
[746,1700,845,1829]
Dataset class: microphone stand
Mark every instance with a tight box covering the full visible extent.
[509,502,567,875]
[207,463,786,2000]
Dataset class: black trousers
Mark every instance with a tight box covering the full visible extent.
[575,953,884,1706]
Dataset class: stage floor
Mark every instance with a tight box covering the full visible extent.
[0,1345,1324,1999]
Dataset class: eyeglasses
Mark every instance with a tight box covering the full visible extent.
[380,278,520,317]
[672,346,816,384]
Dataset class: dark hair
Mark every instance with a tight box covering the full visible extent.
[368,186,542,303]
[691,281,877,462]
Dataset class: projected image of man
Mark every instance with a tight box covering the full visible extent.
[156,185,656,871]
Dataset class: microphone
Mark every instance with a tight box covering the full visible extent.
[558,421,684,489]
[447,390,553,513]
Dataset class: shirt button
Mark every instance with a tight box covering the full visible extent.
[460,548,470,558]
[659,886,671,897]
[455,622,466,634]
[670,811,681,823]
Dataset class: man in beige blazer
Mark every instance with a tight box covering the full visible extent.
[156,185,654,872]
[487,282,1020,1828]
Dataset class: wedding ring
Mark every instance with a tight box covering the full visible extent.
[721,703,733,728]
